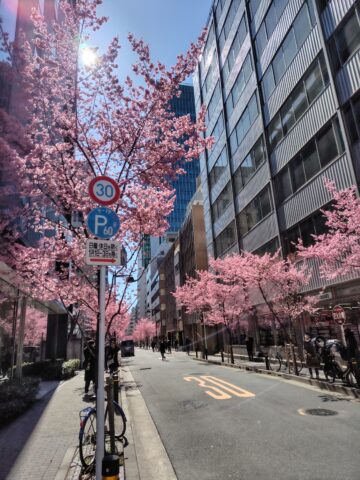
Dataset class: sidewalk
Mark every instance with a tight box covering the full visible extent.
[191,351,360,399]
[0,372,85,480]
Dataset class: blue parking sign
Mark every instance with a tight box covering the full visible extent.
[86,207,120,239]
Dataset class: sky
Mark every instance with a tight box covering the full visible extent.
[90,0,213,83]
[89,1,213,305]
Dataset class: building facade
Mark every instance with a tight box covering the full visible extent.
[193,0,360,344]
[137,85,201,324]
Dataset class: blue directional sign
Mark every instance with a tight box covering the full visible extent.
[86,207,120,239]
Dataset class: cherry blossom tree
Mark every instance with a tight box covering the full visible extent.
[297,180,360,280]
[0,1,211,340]
[224,251,317,374]
[174,258,251,363]
[133,318,156,348]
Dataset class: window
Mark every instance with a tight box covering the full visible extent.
[268,113,282,151]
[292,83,308,120]
[200,24,215,75]
[253,237,279,256]
[219,0,241,52]
[225,53,253,117]
[234,136,266,193]
[206,82,221,124]
[282,208,330,256]
[317,124,339,168]
[209,147,228,189]
[230,93,258,155]
[260,2,316,100]
[328,7,360,72]
[238,185,273,236]
[273,50,286,83]
[262,68,276,101]
[222,15,247,83]
[291,155,306,191]
[281,96,295,135]
[293,2,312,47]
[208,112,224,153]
[212,183,232,221]
[282,30,297,67]
[274,118,345,204]
[255,0,289,58]
[302,142,320,179]
[343,92,360,145]
[215,221,236,256]
[336,12,360,64]
[276,167,292,204]
[267,53,329,152]
[305,60,324,103]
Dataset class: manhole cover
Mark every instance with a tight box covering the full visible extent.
[305,408,338,416]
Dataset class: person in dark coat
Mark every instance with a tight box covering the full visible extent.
[245,336,254,361]
[303,333,320,379]
[345,329,358,358]
[83,339,97,394]
[167,340,172,354]
[151,340,156,352]
[159,340,166,360]
[185,337,191,355]
[105,338,119,374]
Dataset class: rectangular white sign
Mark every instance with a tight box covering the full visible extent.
[85,239,121,266]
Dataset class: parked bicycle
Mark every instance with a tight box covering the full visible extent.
[319,338,360,388]
[268,350,304,374]
[79,395,127,468]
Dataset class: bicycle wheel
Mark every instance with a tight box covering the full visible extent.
[79,410,97,468]
[105,401,126,440]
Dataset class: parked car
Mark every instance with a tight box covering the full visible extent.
[121,340,135,357]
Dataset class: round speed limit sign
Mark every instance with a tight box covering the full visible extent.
[88,176,120,206]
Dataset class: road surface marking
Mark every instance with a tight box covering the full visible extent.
[184,375,255,400]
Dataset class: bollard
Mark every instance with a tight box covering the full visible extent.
[265,355,270,370]
[221,350,224,363]
[102,454,119,480]
[113,373,119,404]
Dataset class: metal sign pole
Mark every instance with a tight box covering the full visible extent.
[96,265,106,480]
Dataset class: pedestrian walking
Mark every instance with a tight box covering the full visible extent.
[303,333,320,379]
[83,339,97,395]
[105,338,119,374]
[159,339,166,360]
[167,340,172,354]
[174,339,179,351]
[245,336,254,361]
[185,337,191,355]
[151,340,156,352]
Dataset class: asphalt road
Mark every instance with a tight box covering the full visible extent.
[124,349,360,480]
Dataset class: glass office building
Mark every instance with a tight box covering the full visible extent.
[167,84,200,233]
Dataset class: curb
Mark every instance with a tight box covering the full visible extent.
[193,357,360,399]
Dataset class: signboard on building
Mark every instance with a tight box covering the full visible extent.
[332,305,346,325]
[85,239,121,266]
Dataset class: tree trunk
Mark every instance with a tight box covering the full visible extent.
[229,328,234,364]
[15,296,27,382]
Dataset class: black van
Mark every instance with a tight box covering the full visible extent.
[121,340,135,357]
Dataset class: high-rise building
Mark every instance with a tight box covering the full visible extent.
[194,0,360,340]
[167,84,200,233]
[137,84,200,320]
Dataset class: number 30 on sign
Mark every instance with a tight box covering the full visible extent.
[88,176,120,206]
